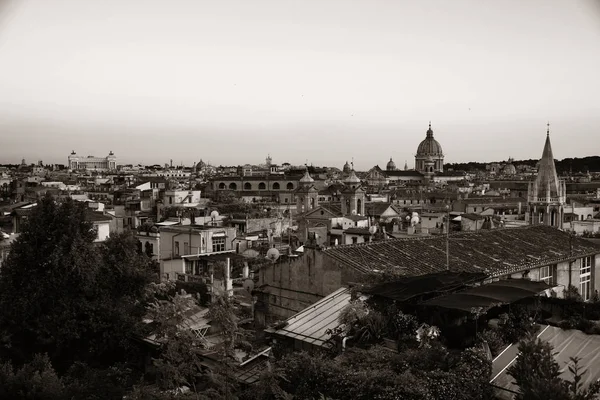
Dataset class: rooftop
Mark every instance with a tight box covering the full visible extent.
[322,225,600,277]
[265,287,351,348]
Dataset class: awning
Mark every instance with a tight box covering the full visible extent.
[423,279,553,312]
[366,271,488,302]
[212,232,227,237]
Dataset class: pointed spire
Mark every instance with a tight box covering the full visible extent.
[535,124,560,198]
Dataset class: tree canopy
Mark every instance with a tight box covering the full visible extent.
[0,195,155,371]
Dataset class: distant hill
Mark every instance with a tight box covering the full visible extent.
[445,156,600,174]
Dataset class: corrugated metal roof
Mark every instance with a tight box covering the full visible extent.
[269,287,351,347]
[491,325,600,399]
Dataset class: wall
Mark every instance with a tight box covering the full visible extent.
[571,220,600,235]
[461,218,484,231]
[254,247,366,325]
[94,222,111,242]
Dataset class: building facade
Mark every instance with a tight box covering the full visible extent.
[415,123,444,175]
[526,126,566,228]
[68,151,117,171]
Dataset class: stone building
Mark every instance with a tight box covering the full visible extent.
[526,125,566,228]
[68,150,117,171]
[254,225,600,325]
[415,123,444,176]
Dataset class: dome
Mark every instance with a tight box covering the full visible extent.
[416,124,443,156]
[502,163,516,175]
[343,161,351,174]
[386,158,397,171]
[344,169,361,185]
[299,169,314,183]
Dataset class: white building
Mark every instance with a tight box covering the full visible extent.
[68,150,117,171]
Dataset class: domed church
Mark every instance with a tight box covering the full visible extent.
[415,122,444,175]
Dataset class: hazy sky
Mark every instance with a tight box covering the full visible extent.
[1,0,599,169]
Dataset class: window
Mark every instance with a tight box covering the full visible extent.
[580,256,592,301]
[184,242,189,255]
[212,237,225,252]
[273,182,280,190]
[258,182,266,190]
[174,241,180,256]
[286,182,294,190]
[185,261,193,275]
[244,182,252,190]
[352,237,358,244]
[539,265,555,285]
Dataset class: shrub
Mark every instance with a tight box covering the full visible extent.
[478,329,507,357]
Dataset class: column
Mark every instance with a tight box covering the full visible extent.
[225,257,232,297]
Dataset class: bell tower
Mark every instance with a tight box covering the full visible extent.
[296,167,318,214]
[526,123,566,228]
[340,167,366,216]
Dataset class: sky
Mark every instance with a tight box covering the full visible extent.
[0,0,599,170]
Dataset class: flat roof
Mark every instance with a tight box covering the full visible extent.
[266,287,351,348]
[491,325,600,398]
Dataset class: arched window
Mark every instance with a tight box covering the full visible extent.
[357,199,362,215]
[229,182,237,190]
[310,197,315,209]
[244,182,252,190]
[273,182,280,190]
[218,182,226,189]
[258,182,266,190]
[286,182,294,190]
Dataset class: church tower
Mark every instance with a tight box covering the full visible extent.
[295,167,319,214]
[526,124,566,228]
[341,168,366,216]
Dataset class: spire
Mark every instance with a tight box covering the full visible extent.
[535,124,560,197]
[547,121,550,136]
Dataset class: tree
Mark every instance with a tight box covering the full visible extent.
[507,337,600,400]
[0,195,154,371]
[0,353,66,399]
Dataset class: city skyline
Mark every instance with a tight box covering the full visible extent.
[1,0,600,169]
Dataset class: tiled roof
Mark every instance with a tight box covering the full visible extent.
[322,225,600,278]
[365,202,396,216]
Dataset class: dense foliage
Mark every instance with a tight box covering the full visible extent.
[0,195,155,371]
[275,344,493,400]
[445,156,600,173]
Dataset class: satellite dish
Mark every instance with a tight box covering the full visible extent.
[210,210,219,219]
[266,247,280,262]
[243,278,254,293]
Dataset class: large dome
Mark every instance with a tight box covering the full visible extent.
[416,124,443,156]
[343,161,351,173]
[386,158,397,171]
